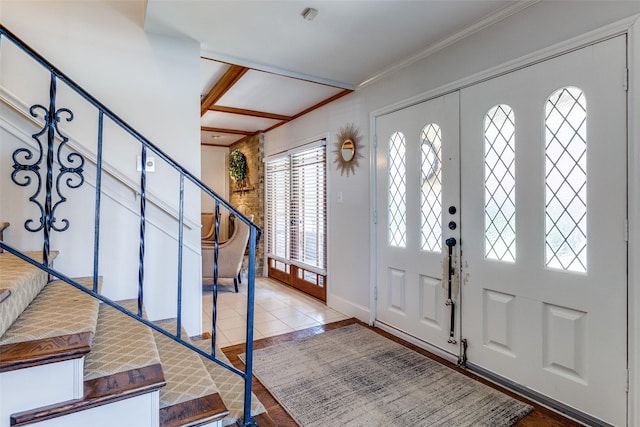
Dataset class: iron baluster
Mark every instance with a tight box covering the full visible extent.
[445,237,457,344]
[43,73,55,266]
[10,72,83,267]
[242,226,258,427]
[138,146,147,318]
[93,112,104,293]
[211,201,220,357]
[176,175,185,339]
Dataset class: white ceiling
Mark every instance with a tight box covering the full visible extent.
[144,0,527,146]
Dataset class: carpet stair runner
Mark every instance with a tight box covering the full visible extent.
[0,244,271,426]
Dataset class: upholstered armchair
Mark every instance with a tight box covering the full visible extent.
[201,214,253,293]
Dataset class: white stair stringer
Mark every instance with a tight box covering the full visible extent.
[11,392,161,427]
[0,358,84,427]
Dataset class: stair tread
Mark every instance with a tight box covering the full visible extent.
[151,320,220,409]
[84,301,161,380]
[0,251,58,337]
[192,339,267,426]
[0,277,99,345]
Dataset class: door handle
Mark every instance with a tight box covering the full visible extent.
[445,237,457,344]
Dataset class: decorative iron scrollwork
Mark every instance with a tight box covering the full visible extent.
[11,89,84,234]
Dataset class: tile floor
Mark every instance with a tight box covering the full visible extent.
[202,277,349,348]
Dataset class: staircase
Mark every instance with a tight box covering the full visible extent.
[0,24,269,427]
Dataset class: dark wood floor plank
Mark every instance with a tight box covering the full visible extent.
[222,318,583,427]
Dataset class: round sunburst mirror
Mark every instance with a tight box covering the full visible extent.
[334,124,363,176]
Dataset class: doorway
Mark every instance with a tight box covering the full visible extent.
[374,36,627,425]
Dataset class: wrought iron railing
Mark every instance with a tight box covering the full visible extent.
[0,24,261,426]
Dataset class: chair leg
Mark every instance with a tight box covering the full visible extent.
[238,273,242,284]
[234,278,239,293]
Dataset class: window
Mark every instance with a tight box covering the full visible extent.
[545,87,587,272]
[266,142,327,300]
[266,157,290,262]
[484,104,516,262]
[421,124,443,252]
[388,132,407,248]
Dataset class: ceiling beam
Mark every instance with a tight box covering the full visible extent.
[200,65,249,116]
[207,105,292,122]
[201,126,257,136]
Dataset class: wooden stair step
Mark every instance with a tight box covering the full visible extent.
[191,338,268,426]
[0,277,99,372]
[8,300,166,426]
[152,320,229,427]
[10,364,165,427]
[0,251,58,338]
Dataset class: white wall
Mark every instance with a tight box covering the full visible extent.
[201,145,230,236]
[0,0,204,334]
[264,2,640,423]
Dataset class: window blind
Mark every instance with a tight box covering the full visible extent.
[265,143,327,274]
[291,146,326,272]
[266,156,290,261]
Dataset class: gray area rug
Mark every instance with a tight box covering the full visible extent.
[243,324,533,426]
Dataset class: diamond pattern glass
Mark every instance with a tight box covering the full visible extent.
[421,124,442,252]
[484,105,516,262]
[388,132,407,247]
[545,87,587,272]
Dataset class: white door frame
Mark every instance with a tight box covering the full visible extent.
[370,14,640,426]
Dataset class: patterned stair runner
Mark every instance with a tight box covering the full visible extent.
[150,319,229,427]
[9,299,166,426]
[0,251,58,338]
[0,276,97,371]
[191,339,267,426]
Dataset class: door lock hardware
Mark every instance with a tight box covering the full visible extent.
[445,237,457,344]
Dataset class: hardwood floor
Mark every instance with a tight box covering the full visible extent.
[222,318,584,427]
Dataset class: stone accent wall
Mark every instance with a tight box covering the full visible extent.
[229,134,264,275]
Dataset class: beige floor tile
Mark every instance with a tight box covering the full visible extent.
[255,318,294,336]
[203,277,347,345]
[279,314,321,329]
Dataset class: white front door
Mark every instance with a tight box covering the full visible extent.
[459,36,627,425]
[375,92,460,354]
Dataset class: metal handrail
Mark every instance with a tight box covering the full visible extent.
[0,23,261,426]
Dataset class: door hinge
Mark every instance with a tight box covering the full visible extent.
[373,134,378,149]
[373,210,377,224]
[626,368,630,392]
[374,286,378,301]
[624,219,629,242]
[624,68,629,91]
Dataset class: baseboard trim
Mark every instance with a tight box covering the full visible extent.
[326,293,369,323]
